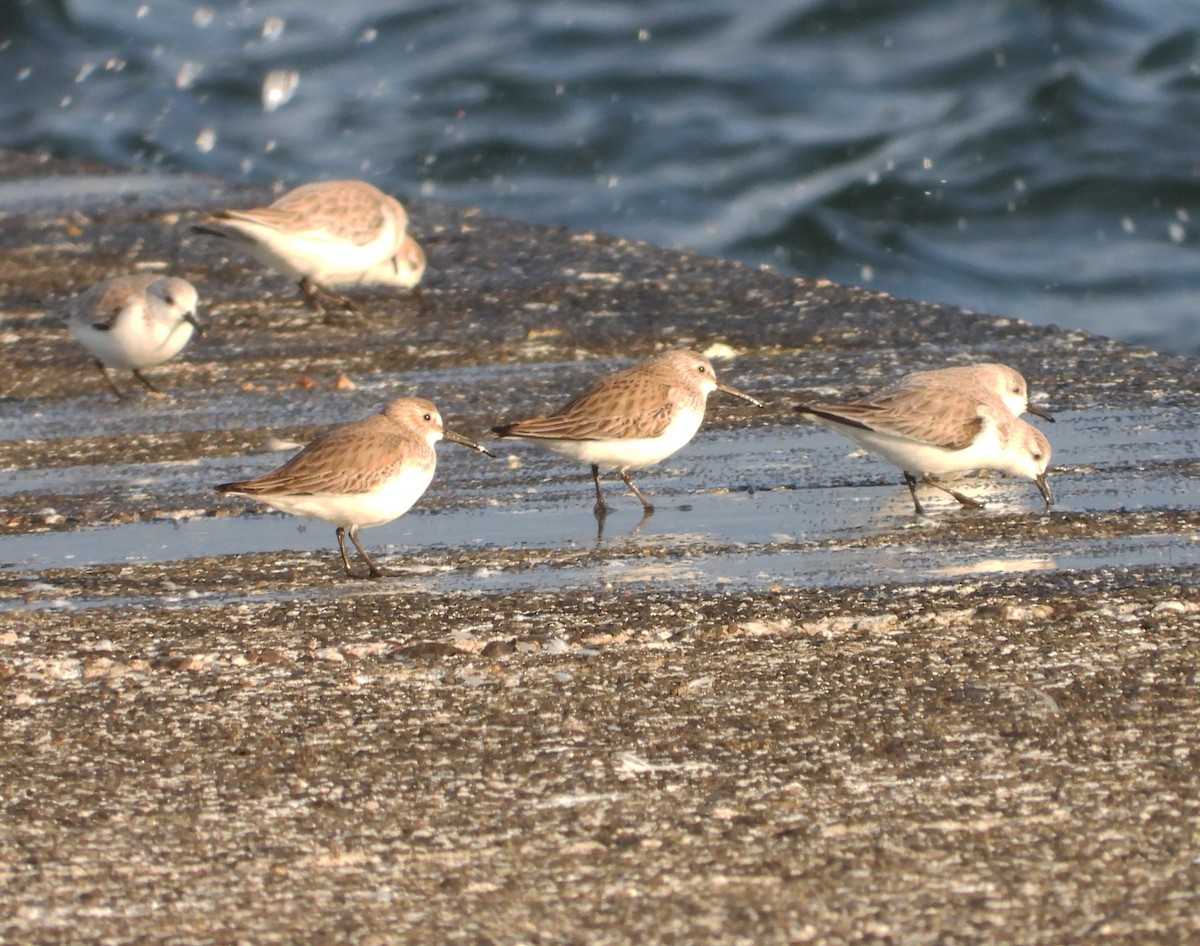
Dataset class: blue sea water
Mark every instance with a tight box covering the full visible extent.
[3,0,1200,353]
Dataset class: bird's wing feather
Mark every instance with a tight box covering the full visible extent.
[66,276,157,331]
[801,389,984,451]
[219,417,422,496]
[498,372,682,441]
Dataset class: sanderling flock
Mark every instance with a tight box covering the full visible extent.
[56,178,1058,578]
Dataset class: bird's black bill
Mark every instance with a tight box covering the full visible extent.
[444,428,495,458]
[717,380,763,408]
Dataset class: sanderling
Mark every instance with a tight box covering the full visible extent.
[796,383,1053,514]
[65,274,201,398]
[880,362,1054,422]
[216,397,493,579]
[493,350,762,522]
[193,180,424,315]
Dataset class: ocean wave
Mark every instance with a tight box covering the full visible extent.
[2,0,1199,350]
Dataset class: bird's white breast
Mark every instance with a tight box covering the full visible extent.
[70,307,195,370]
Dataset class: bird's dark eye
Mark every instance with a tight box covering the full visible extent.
[1033,452,1042,461]
[697,365,707,373]
[423,413,433,421]
[164,294,175,305]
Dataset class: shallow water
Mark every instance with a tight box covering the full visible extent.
[3,1,1200,351]
[3,410,1197,610]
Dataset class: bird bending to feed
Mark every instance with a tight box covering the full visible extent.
[492,349,763,523]
[215,397,493,579]
[192,179,425,316]
[796,376,1053,514]
[64,274,201,398]
[878,362,1054,423]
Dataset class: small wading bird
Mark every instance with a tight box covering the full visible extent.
[493,350,763,528]
[64,274,201,398]
[795,374,1054,514]
[216,397,493,579]
[193,179,425,317]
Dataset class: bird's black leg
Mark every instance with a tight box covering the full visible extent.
[592,464,612,519]
[923,474,985,510]
[619,470,655,514]
[347,525,383,579]
[94,360,126,399]
[297,277,328,316]
[903,472,926,515]
[336,526,355,576]
[132,369,163,394]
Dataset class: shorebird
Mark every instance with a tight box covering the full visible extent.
[216,397,493,578]
[796,380,1053,514]
[64,274,201,398]
[193,179,425,315]
[493,350,762,523]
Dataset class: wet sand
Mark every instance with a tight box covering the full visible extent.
[2,150,1198,944]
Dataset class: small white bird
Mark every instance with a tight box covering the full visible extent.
[796,384,1053,514]
[65,274,201,398]
[493,350,762,521]
[216,397,493,579]
[193,179,425,315]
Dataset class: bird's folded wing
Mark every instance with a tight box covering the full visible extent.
[274,188,391,244]
[205,205,376,247]
[504,377,678,441]
[228,426,407,495]
[67,280,145,331]
[806,391,984,451]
